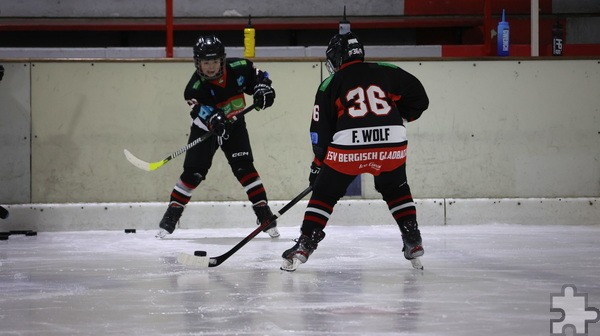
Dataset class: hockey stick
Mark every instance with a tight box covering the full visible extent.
[124,103,257,171]
[177,186,313,268]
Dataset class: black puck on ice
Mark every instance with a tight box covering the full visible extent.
[124,229,136,234]
[0,206,8,219]
[194,250,207,257]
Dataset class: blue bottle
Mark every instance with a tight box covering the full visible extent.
[497,9,510,56]
[552,18,564,56]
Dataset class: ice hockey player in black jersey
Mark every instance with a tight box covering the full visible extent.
[281,32,429,271]
[156,34,279,239]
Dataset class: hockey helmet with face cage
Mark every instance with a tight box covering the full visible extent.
[325,32,365,74]
[193,35,226,80]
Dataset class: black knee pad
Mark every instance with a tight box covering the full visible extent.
[376,180,411,202]
[180,171,205,188]
[230,160,256,180]
[375,168,409,200]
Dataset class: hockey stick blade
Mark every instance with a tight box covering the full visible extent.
[124,104,257,172]
[178,186,313,268]
[177,252,210,267]
[123,149,158,171]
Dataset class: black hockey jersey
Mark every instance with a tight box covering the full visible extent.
[184,58,267,129]
[311,61,429,176]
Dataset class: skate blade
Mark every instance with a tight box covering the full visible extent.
[155,229,170,239]
[265,227,280,238]
[177,252,210,268]
[410,257,424,270]
[280,258,299,272]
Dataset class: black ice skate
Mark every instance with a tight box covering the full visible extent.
[253,201,280,238]
[399,220,424,269]
[280,230,326,272]
[155,201,185,239]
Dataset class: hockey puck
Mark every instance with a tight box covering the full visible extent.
[124,229,136,233]
[194,250,207,257]
[0,205,8,219]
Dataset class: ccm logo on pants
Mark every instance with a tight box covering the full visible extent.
[232,152,250,158]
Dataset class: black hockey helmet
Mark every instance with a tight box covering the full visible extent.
[193,35,226,80]
[325,32,365,74]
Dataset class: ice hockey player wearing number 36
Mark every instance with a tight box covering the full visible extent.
[281,32,430,271]
[156,34,279,239]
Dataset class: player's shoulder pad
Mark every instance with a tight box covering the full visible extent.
[318,75,335,92]
[227,58,249,69]
[192,78,204,90]
[189,70,205,89]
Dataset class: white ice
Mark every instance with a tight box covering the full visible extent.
[1,224,600,336]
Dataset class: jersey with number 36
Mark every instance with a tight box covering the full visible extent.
[310,61,429,176]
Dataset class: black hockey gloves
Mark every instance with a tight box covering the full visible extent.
[208,109,230,137]
[253,84,275,110]
[309,161,321,186]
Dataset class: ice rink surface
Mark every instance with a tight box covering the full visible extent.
[1,223,599,336]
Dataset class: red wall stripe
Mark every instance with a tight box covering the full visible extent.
[405,0,552,15]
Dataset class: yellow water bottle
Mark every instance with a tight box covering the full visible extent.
[244,15,255,58]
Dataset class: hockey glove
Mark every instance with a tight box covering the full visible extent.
[253,84,275,110]
[309,161,321,186]
[208,109,229,137]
